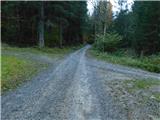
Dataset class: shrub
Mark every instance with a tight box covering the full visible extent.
[94,32,123,52]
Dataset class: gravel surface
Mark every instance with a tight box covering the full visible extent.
[2,45,160,120]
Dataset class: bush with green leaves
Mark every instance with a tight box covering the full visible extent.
[94,32,123,52]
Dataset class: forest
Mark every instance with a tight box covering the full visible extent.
[1,1,160,119]
[2,1,160,72]
[2,1,88,47]
[2,1,160,53]
[1,1,160,73]
[88,0,160,73]
[91,1,160,55]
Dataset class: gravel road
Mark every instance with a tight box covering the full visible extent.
[2,45,160,120]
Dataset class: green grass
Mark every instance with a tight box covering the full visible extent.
[124,79,160,101]
[1,44,82,92]
[124,79,160,90]
[2,45,82,58]
[89,48,160,73]
[1,55,46,92]
[153,93,160,102]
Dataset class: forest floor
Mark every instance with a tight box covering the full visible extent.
[2,45,160,120]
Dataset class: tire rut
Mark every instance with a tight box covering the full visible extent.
[2,45,160,120]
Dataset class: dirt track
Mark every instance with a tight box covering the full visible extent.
[2,45,160,120]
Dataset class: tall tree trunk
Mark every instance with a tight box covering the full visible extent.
[94,15,97,47]
[102,23,107,52]
[38,2,44,48]
[59,20,63,48]
[16,5,21,46]
[103,23,107,36]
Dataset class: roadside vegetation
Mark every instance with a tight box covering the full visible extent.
[2,1,87,93]
[109,79,160,101]
[123,79,160,119]
[2,44,81,58]
[88,1,160,73]
[124,79,160,90]
[1,44,81,92]
[1,55,46,92]
[107,78,160,119]
[89,48,160,73]
[124,79,160,101]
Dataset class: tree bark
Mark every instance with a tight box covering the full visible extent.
[59,21,63,48]
[38,1,44,48]
[103,23,107,36]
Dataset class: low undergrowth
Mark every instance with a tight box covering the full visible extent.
[2,44,82,58]
[89,48,160,73]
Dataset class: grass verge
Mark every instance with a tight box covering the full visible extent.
[2,45,82,58]
[1,44,82,92]
[89,48,160,73]
[124,79,160,101]
[108,79,160,119]
[1,55,47,92]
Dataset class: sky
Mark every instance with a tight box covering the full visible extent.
[87,0,134,16]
